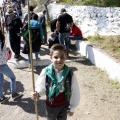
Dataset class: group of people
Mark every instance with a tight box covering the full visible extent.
[0,1,47,65]
[0,1,80,120]
[0,0,26,104]
[49,8,83,57]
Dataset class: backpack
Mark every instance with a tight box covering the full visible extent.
[22,28,41,54]
[21,12,36,38]
[46,69,73,105]
[21,24,40,42]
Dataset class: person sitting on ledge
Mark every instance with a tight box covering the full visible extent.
[70,23,83,40]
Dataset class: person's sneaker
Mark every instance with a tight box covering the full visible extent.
[12,92,23,100]
[0,96,10,104]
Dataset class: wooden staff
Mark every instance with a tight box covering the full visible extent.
[27,1,39,120]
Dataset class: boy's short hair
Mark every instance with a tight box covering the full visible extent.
[50,44,67,56]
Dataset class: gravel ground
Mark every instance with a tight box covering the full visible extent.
[0,5,120,120]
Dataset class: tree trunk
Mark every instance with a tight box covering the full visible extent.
[44,0,51,21]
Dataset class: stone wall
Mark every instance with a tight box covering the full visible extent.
[48,3,120,37]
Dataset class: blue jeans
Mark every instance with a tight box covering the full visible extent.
[28,52,39,64]
[59,32,70,55]
[0,64,16,98]
[69,36,83,46]
[69,36,83,40]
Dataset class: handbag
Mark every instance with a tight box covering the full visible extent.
[8,49,12,60]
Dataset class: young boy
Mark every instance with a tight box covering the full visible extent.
[32,44,80,120]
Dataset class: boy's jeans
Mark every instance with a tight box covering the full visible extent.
[59,32,70,55]
[0,64,16,98]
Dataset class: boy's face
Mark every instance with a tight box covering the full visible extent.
[50,50,67,71]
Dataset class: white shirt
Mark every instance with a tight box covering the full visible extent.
[35,67,80,112]
[37,12,43,21]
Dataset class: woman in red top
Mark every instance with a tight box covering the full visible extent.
[70,23,83,40]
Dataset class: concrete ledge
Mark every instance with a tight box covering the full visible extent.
[76,40,120,82]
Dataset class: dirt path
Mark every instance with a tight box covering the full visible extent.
[0,5,120,120]
[1,59,120,120]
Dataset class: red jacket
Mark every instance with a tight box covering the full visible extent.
[70,25,83,37]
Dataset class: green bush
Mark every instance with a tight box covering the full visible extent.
[59,0,120,7]
[103,0,120,7]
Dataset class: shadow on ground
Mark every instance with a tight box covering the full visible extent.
[76,58,94,66]
[4,80,24,95]
[40,46,50,56]
[4,79,46,117]
[3,97,46,117]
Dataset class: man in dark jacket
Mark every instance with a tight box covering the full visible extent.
[5,8,23,59]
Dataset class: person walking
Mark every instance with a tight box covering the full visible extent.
[5,8,23,60]
[32,44,80,120]
[22,14,44,67]
[0,30,23,104]
[38,9,47,44]
[56,8,73,57]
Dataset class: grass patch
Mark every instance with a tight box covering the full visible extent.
[87,34,120,61]
[58,0,120,7]
[108,79,120,89]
